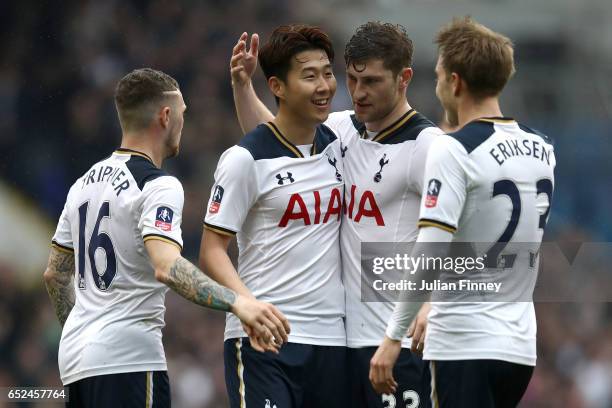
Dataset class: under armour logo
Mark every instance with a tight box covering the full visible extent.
[276,172,295,185]
[341,143,348,158]
[374,153,389,182]
[327,154,342,182]
[265,399,277,408]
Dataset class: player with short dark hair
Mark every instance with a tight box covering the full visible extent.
[44,68,289,408]
[200,25,347,407]
[344,21,414,75]
[371,17,555,408]
[229,21,441,407]
[114,68,180,133]
[258,24,335,104]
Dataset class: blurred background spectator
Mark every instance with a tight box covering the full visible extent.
[0,0,610,407]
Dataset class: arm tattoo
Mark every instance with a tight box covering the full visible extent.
[166,257,236,312]
[44,249,76,327]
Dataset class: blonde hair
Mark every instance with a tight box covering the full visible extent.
[436,16,515,97]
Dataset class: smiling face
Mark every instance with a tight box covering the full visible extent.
[276,49,336,125]
[346,58,405,126]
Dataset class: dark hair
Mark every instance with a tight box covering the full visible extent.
[344,22,414,75]
[436,16,515,97]
[114,68,179,131]
[258,24,334,83]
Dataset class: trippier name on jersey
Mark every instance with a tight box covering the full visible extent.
[81,164,130,196]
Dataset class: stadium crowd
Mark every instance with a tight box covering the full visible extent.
[0,1,610,407]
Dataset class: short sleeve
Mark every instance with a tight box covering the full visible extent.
[204,146,258,236]
[323,110,357,144]
[417,136,468,234]
[51,198,74,254]
[140,176,184,251]
[407,127,443,194]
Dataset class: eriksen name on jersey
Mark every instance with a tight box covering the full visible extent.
[489,137,553,166]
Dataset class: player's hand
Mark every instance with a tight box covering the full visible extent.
[407,302,430,355]
[232,295,290,350]
[230,32,259,87]
[369,336,401,394]
[242,322,283,354]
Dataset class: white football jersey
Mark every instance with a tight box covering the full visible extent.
[418,118,556,366]
[204,123,346,346]
[324,110,443,348]
[51,149,184,384]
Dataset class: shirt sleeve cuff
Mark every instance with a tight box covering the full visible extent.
[385,321,408,341]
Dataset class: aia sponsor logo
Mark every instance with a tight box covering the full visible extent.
[278,188,342,227]
[345,185,385,226]
[425,179,441,208]
[277,185,387,228]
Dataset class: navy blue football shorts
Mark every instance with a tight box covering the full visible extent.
[224,338,348,408]
[429,359,534,408]
[66,370,170,408]
[347,346,431,408]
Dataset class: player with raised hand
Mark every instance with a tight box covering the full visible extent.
[200,25,347,407]
[230,32,259,81]
[43,68,288,408]
[229,23,441,407]
[370,17,555,408]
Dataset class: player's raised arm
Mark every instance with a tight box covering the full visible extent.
[145,239,289,350]
[43,246,76,327]
[230,32,274,133]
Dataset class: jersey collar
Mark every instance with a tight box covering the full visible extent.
[265,122,317,158]
[361,109,417,143]
[115,148,155,163]
[476,116,516,124]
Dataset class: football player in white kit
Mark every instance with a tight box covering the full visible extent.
[43,68,289,408]
[370,17,555,408]
[200,25,348,407]
[229,22,442,407]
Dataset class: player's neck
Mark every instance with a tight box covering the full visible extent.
[120,133,164,168]
[457,96,503,128]
[273,109,317,146]
[365,100,412,132]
